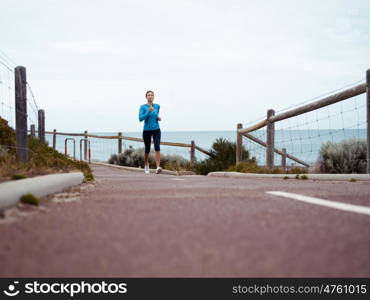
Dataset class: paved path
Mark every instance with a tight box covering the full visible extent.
[0,164,369,277]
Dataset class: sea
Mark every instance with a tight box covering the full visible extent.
[45,129,367,167]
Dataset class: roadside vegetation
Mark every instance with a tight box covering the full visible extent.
[227,161,307,174]
[108,146,191,172]
[0,117,94,183]
[316,138,367,173]
[108,137,308,175]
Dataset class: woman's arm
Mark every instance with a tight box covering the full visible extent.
[138,105,150,122]
[156,104,161,121]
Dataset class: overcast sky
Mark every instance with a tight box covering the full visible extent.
[1,0,369,132]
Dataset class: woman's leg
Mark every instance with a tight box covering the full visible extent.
[153,129,161,168]
[143,130,152,166]
[144,152,149,166]
[155,151,160,168]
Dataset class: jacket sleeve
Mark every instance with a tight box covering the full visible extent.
[139,105,150,122]
[157,104,160,115]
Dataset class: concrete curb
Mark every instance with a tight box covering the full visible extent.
[90,161,197,176]
[0,172,84,211]
[207,171,370,181]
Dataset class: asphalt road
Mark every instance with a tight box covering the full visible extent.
[0,164,369,277]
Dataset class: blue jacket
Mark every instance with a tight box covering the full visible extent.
[138,103,160,130]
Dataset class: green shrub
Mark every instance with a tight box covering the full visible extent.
[20,193,40,206]
[108,146,190,171]
[11,174,27,180]
[192,137,254,175]
[317,138,367,173]
[0,118,16,155]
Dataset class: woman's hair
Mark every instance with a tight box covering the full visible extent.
[145,90,154,98]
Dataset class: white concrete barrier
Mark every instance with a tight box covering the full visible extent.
[207,171,370,181]
[0,172,84,211]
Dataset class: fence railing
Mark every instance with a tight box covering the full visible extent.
[28,130,214,165]
[236,69,370,173]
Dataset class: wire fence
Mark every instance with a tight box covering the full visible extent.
[0,53,46,163]
[237,75,369,173]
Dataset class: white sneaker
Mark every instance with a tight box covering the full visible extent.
[155,166,162,174]
[144,164,150,174]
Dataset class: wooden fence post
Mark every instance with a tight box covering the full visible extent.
[190,140,195,166]
[266,109,275,169]
[118,132,122,154]
[38,109,45,143]
[15,66,28,162]
[281,148,286,169]
[53,129,57,150]
[236,123,243,164]
[366,69,370,174]
[30,124,35,138]
[84,130,88,160]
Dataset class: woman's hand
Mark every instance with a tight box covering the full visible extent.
[149,105,154,112]
[157,117,161,121]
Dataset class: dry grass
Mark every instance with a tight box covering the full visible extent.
[227,160,308,174]
[0,117,94,183]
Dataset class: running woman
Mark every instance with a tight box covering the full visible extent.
[138,90,162,174]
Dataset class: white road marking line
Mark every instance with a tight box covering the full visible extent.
[266,191,370,216]
[171,178,185,180]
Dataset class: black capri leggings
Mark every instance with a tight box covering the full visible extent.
[142,128,161,153]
